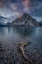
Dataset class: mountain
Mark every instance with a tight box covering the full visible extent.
[0,16,11,26]
[0,23,7,27]
[0,22,11,27]
[38,21,42,26]
[11,13,39,27]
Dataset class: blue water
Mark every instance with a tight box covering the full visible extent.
[0,27,42,54]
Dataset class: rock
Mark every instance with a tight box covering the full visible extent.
[0,49,4,51]
[0,47,2,48]
[0,44,1,45]
[10,13,39,27]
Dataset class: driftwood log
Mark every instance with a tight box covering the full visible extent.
[15,42,31,64]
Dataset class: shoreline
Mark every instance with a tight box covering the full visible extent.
[0,42,42,64]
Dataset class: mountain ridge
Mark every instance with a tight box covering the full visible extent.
[10,13,39,27]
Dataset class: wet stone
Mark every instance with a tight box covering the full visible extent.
[0,47,2,48]
[0,48,4,51]
[0,43,42,64]
[0,44,1,45]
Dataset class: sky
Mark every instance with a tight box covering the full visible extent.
[0,0,42,23]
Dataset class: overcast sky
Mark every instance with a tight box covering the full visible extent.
[0,0,42,22]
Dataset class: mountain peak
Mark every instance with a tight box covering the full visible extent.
[22,13,31,19]
[11,13,39,27]
[23,13,30,16]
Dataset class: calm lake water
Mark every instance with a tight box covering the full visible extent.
[0,27,42,54]
[0,27,42,64]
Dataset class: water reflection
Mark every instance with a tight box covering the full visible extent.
[0,27,42,51]
[14,27,34,36]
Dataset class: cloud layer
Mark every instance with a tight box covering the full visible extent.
[0,0,42,22]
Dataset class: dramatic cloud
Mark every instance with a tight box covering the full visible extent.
[0,0,42,22]
[22,0,30,7]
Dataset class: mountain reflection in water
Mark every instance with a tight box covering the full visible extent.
[0,27,42,54]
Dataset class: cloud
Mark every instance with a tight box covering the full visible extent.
[22,0,30,7]
[0,1,4,7]
[0,0,42,22]
[29,1,42,17]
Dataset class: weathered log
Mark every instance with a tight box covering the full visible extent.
[18,42,31,64]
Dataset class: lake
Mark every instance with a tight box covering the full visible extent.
[0,27,42,64]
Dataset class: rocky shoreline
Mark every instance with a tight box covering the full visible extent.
[0,42,42,64]
[0,42,30,64]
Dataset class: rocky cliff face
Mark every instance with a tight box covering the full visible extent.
[38,21,42,26]
[11,13,39,27]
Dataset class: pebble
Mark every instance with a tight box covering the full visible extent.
[0,43,42,64]
[0,44,1,45]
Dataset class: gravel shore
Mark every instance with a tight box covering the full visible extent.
[0,43,42,64]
